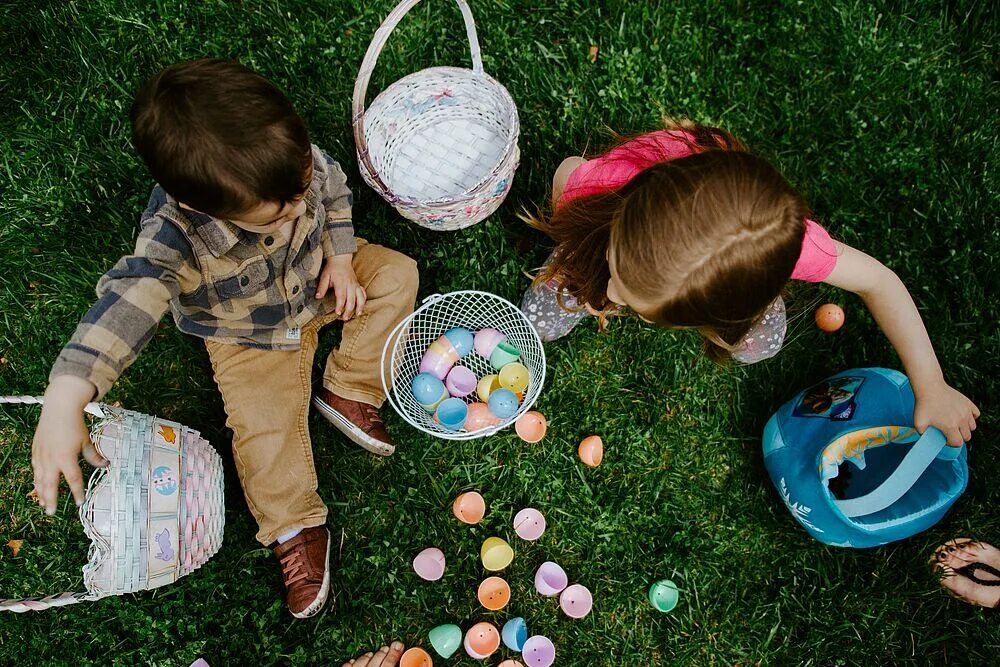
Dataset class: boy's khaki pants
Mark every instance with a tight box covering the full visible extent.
[205,241,418,545]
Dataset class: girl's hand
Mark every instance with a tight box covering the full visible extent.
[316,254,366,320]
[913,380,980,447]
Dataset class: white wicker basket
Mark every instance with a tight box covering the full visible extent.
[382,291,545,439]
[352,0,520,231]
[0,398,225,612]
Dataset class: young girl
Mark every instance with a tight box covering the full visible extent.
[522,121,979,446]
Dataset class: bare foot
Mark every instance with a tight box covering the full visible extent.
[342,642,405,667]
[931,538,1000,608]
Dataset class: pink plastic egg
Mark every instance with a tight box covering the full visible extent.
[464,622,500,660]
[474,328,506,358]
[412,547,446,581]
[498,661,525,667]
[559,583,593,619]
[513,507,546,541]
[419,337,460,380]
[465,402,501,432]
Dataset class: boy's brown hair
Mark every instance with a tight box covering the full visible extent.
[528,121,809,362]
[131,58,312,218]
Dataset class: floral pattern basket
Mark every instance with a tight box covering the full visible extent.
[352,0,520,231]
[0,397,224,612]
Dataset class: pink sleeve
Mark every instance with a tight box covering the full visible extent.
[790,219,838,282]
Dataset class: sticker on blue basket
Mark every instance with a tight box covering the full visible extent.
[794,376,864,420]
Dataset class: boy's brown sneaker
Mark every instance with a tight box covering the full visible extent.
[312,389,395,456]
[274,526,331,619]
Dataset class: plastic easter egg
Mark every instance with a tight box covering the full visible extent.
[498,362,530,393]
[477,374,502,402]
[578,435,604,467]
[444,327,475,357]
[412,373,448,412]
[435,397,469,431]
[429,624,463,659]
[521,636,555,667]
[465,402,502,432]
[513,507,546,541]
[445,365,478,398]
[412,547,446,581]
[452,491,486,524]
[474,328,507,358]
[498,661,525,667]
[481,537,514,571]
[489,341,521,370]
[815,303,845,332]
[419,337,460,380]
[477,576,511,610]
[514,411,547,443]
[560,583,593,619]
[400,647,433,667]
[464,622,500,660]
[534,561,568,596]
[488,388,519,420]
[649,579,679,612]
[501,617,528,652]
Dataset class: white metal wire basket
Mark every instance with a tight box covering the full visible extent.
[0,397,225,612]
[382,291,545,439]
[352,0,520,231]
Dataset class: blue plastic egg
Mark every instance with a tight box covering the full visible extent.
[444,327,475,357]
[502,617,528,652]
[411,373,448,412]
[488,388,519,420]
[436,397,469,431]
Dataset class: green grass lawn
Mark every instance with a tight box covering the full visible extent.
[1,1,997,664]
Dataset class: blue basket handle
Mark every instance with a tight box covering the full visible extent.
[835,427,963,518]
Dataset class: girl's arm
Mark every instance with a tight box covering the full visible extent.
[823,241,979,446]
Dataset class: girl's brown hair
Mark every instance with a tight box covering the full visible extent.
[527,121,809,362]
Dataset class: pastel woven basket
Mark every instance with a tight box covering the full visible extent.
[352,0,520,231]
[0,397,225,612]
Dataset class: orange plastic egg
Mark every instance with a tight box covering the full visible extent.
[815,303,845,332]
[515,411,547,443]
[400,647,434,667]
[464,622,500,659]
[452,491,486,524]
[477,576,512,610]
[579,435,604,467]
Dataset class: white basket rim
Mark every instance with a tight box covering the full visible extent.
[381,291,546,440]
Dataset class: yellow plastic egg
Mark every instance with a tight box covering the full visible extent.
[498,362,530,394]
[477,374,502,402]
[481,536,514,571]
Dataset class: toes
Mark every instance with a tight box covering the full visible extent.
[368,647,390,667]
[939,567,1000,608]
[386,642,405,663]
[354,654,373,667]
[939,549,972,572]
[961,541,1000,565]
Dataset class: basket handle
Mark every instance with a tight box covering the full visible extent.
[352,0,484,197]
[0,592,89,613]
[0,395,106,418]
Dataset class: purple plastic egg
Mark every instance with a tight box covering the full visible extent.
[445,365,478,398]
[534,561,568,597]
[521,636,555,667]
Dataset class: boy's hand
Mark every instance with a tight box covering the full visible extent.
[315,254,366,320]
[31,375,107,515]
[913,380,980,447]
